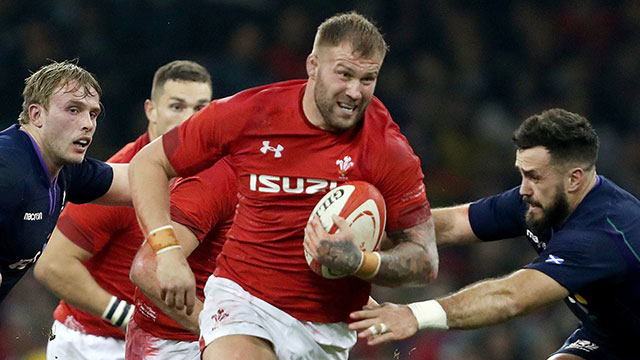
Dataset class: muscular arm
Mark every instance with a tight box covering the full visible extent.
[130,221,202,334]
[34,227,112,317]
[374,218,438,286]
[349,269,569,344]
[129,137,196,313]
[92,163,132,206]
[432,204,481,247]
[439,269,568,328]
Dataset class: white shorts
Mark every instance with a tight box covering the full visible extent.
[46,320,125,360]
[199,276,356,360]
[125,317,199,360]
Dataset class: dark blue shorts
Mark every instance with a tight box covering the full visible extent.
[552,326,632,360]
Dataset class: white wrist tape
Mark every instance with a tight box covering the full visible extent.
[102,295,135,330]
[407,300,449,330]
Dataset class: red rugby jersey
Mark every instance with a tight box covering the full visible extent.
[54,133,150,339]
[162,80,430,323]
[133,159,236,341]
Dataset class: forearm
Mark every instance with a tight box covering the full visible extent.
[35,258,112,317]
[373,218,438,287]
[129,141,175,235]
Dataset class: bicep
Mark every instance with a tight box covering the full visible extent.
[41,227,93,263]
[432,204,480,247]
[91,163,131,206]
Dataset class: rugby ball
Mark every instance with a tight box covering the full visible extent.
[304,181,386,279]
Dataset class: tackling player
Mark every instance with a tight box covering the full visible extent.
[34,60,213,359]
[349,109,640,360]
[0,61,129,304]
[129,12,439,360]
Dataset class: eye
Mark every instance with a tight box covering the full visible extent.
[69,107,79,114]
[170,104,184,111]
[89,111,99,120]
[195,105,206,112]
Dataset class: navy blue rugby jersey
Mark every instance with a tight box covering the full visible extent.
[0,125,113,303]
[468,176,640,354]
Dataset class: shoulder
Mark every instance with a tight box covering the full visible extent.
[213,80,305,113]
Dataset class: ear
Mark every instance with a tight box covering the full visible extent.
[567,167,584,192]
[28,104,44,127]
[144,99,155,124]
[306,54,318,80]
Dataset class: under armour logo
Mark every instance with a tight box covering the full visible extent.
[260,141,284,158]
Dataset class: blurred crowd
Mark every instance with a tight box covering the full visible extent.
[1,0,638,359]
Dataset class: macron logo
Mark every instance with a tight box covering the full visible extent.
[260,141,284,158]
[24,212,43,221]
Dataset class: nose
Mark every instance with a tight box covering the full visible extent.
[81,113,96,133]
[519,178,533,196]
[345,80,362,101]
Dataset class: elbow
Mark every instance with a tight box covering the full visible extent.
[129,257,145,287]
[33,258,58,287]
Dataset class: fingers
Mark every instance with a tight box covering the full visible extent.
[331,214,349,232]
[185,287,196,315]
[367,331,395,345]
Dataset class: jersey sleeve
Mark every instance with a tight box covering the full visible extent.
[56,203,131,254]
[65,157,113,204]
[162,95,250,178]
[169,159,237,243]
[468,187,528,241]
[367,127,429,231]
[524,230,626,293]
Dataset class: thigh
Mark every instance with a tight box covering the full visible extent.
[48,320,125,360]
[203,334,276,360]
[126,318,200,360]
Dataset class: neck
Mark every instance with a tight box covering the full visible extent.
[302,80,326,130]
[20,124,62,180]
[568,170,598,212]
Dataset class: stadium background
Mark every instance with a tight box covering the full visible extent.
[1,0,638,359]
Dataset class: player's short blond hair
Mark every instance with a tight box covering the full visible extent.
[313,11,388,60]
[19,60,102,125]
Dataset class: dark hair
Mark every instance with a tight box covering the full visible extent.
[313,11,388,59]
[512,108,599,169]
[19,60,101,125]
[150,60,212,100]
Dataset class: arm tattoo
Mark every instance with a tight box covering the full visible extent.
[374,218,439,287]
[317,239,362,275]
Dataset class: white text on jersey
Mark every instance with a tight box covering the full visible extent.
[23,212,43,221]
[249,174,338,194]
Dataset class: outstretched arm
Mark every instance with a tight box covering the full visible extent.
[432,204,481,247]
[129,137,196,315]
[349,269,569,345]
[91,163,131,206]
[130,221,202,334]
[34,227,133,330]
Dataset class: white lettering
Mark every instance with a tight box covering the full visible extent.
[249,174,338,194]
[258,175,280,193]
[9,251,42,270]
[23,212,43,221]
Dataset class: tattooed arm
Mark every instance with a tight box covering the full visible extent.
[304,215,438,286]
[374,218,438,286]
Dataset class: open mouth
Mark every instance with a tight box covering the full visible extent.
[338,101,356,114]
[73,138,91,149]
